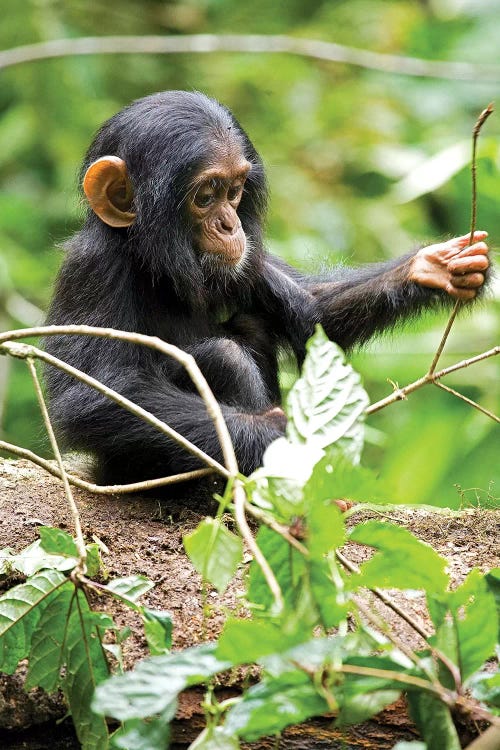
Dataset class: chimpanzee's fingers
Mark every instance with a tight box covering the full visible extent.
[452,230,488,248]
[448,253,489,274]
[445,283,477,300]
[450,272,485,289]
[452,241,489,260]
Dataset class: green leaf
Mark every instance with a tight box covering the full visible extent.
[217,619,301,663]
[93,642,230,721]
[224,671,329,741]
[0,569,67,673]
[393,743,427,749]
[429,570,498,682]
[39,526,79,557]
[189,726,240,749]
[25,583,111,748]
[407,692,461,750]
[111,713,173,750]
[450,570,497,680]
[304,452,388,508]
[470,669,500,709]
[142,608,173,655]
[64,602,112,749]
[184,518,243,593]
[337,687,400,726]
[250,476,305,522]
[248,527,307,612]
[85,543,102,578]
[485,568,500,639]
[334,655,415,725]
[349,521,449,594]
[426,617,458,689]
[307,496,345,559]
[104,575,155,603]
[309,558,349,628]
[286,326,369,461]
[25,585,75,691]
[9,539,77,576]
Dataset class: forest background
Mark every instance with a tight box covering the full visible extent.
[0,0,498,508]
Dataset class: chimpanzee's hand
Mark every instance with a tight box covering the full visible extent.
[410,231,489,300]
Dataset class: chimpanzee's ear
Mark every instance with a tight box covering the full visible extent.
[83,156,136,228]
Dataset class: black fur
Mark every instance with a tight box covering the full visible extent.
[45,91,456,483]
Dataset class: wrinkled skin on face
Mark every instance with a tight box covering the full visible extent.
[189,158,251,266]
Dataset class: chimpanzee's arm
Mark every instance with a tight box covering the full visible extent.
[44,252,287,481]
[264,232,489,351]
[46,363,286,481]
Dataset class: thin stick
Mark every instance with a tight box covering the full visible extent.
[0,437,212,493]
[464,725,500,750]
[1,35,500,81]
[0,327,283,607]
[336,550,431,640]
[366,346,499,416]
[434,346,499,378]
[0,324,236,474]
[234,482,283,611]
[428,103,494,376]
[434,381,500,423]
[26,358,87,570]
[2,340,229,478]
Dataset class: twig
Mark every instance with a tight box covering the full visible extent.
[366,346,500,416]
[26,358,87,572]
[1,339,229,478]
[428,103,494,376]
[234,482,283,612]
[0,326,284,612]
[434,381,500,423]
[1,35,500,81]
[244,502,309,555]
[0,437,212,493]
[336,550,431,640]
[464,725,500,750]
[0,324,238,474]
[436,346,500,378]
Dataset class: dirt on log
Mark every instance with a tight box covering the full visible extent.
[0,457,498,749]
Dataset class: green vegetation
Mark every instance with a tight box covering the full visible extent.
[0,329,498,748]
[1,0,498,506]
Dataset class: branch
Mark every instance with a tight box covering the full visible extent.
[465,725,500,750]
[0,436,212,493]
[0,326,233,477]
[366,346,500,416]
[1,35,500,81]
[26,358,87,573]
[4,292,44,327]
[428,103,494,376]
[235,481,283,612]
[0,325,284,613]
[434,381,500,423]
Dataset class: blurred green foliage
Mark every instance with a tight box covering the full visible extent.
[0,0,498,507]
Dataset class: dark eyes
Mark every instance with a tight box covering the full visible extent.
[227,185,243,201]
[193,183,243,208]
[193,190,214,208]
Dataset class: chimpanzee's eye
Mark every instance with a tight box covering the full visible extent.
[193,187,214,208]
[227,184,243,202]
